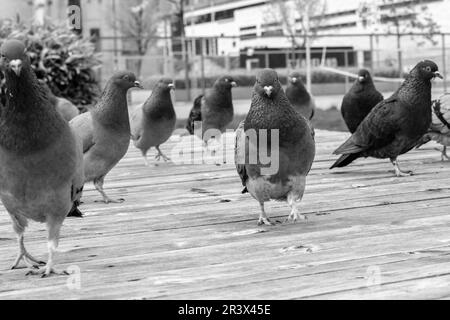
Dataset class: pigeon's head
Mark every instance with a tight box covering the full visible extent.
[157,78,175,92]
[357,69,373,83]
[255,68,282,99]
[0,39,29,77]
[288,71,303,85]
[215,76,237,90]
[413,60,443,80]
[111,71,143,90]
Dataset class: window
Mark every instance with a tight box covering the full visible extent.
[215,9,234,21]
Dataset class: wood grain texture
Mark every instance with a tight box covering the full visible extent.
[1,130,450,300]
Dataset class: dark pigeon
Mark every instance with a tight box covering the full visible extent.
[235,69,315,226]
[285,71,315,120]
[186,76,236,142]
[0,39,84,277]
[130,78,176,165]
[70,71,143,204]
[341,69,384,133]
[330,60,442,177]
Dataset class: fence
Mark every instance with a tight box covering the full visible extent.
[93,33,450,100]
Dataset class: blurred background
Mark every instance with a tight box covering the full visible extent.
[0,0,449,126]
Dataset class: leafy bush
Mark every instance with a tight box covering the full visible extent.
[0,18,102,107]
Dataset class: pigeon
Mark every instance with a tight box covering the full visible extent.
[235,69,316,225]
[416,94,450,161]
[39,80,80,121]
[330,60,442,177]
[130,78,176,165]
[70,71,142,204]
[186,76,236,142]
[0,39,84,277]
[285,71,315,120]
[341,69,384,133]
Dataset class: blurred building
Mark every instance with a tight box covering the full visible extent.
[184,0,450,71]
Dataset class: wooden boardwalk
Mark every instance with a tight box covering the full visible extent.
[1,129,450,300]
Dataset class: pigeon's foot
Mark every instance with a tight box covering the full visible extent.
[437,146,450,161]
[285,211,308,224]
[26,267,69,278]
[11,252,46,270]
[143,155,150,167]
[391,158,413,178]
[257,217,275,226]
[95,197,125,204]
[394,168,413,177]
[155,146,171,162]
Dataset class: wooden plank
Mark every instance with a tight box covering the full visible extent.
[1,130,450,300]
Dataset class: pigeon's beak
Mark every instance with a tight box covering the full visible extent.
[134,81,144,89]
[358,76,365,82]
[264,86,273,97]
[168,83,175,90]
[231,81,237,87]
[434,71,443,79]
[10,59,22,76]
[291,77,297,83]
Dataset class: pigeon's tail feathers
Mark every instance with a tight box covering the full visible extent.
[330,153,360,169]
[193,94,204,110]
[241,187,248,194]
[415,133,433,149]
[333,136,365,155]
[67,201,83,218]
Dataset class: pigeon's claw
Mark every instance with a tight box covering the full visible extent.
[26,268,69,278]
[155,147,171,162]
[440,146,449,161]
[257,217,275,226]
[285,211,308,224]
[95,197,125,204]
[391,158,413,178]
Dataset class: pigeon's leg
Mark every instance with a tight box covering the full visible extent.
[257,202,274,226]
[441,146,450,161]
[11,234,46,270]
[10,215,45,270]
[390,158,413,177]
[94,177,125,204]
[285,180,308,223]
[26,218,68,278]
[155,146,171,162]
[142,150,150,166]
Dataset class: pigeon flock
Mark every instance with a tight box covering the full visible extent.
[0,38,446,278]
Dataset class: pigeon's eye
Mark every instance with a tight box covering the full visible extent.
[123,75,130,81]
[425,66,432,72]
[225,79,229,82]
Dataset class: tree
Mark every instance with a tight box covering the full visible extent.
[359,0,440,74]
[112,0,164,78]
[267,0,326,68]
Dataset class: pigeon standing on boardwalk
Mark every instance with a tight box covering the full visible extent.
[341,69,384,133]
[39,80,80,121]
[130,78,176,165]
[416,94,450,161]
[285,71,315,120]
[186,76,236,142]
[0,40,84,277]
[70,71,142,204]
[235,69,315,225]
[330,60,442,177]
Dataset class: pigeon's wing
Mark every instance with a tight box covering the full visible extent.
[186,94,203,135]
[69,112,95,154]
[235,121,248,193]
[334,97,400,155]
[130,104,144,141]
[56,98,79,122]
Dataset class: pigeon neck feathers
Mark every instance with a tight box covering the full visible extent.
[396,70,432,108]
[93,80,130,131]
[286,82,311,104]
[247,88,308,145]
[206,82,233,109]
[143,85,175,120]
[0,64,66,154]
